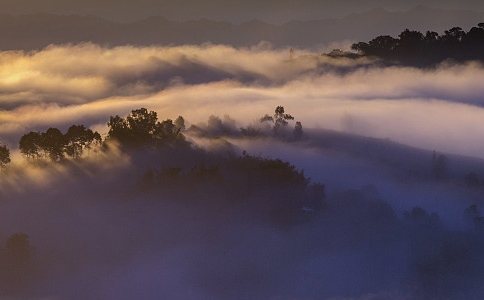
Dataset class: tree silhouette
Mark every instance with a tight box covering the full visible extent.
[107,115,130,143]
[19,132,43,159]
[351,23,484,66]
[174,116,186,132]
[397,29,424,64]
[41,128,66,162]
[0,144,11,168]
[260,106,295,134]
[351,35,397,58]
[107,108,185,146]
[126,108,158,144]
[154,119,181,141]
[20,126,100,162]
[107,108,158,145]
[232,153,308,189]
[65,125,101,159]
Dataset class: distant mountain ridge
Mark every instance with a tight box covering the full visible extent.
[0,6,483,50]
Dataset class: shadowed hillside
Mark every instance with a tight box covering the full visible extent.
[1,6,484,50]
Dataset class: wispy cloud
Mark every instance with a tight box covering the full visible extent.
[2,43,484,300]
[1,43,484,159]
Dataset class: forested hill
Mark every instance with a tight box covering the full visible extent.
[2,107,484,299]
[350,23,484,66]
[1,6,484,50]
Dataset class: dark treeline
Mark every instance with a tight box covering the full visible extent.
[351,23,484,66]
[106,108,186,147]
[17,109,186,163]
[103,108,318,225]
[19,125,102,162]
[12,106,302,164]
[12,106,317,225]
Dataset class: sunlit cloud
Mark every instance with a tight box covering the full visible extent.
[2,43,484,300]
[0,43,484,159]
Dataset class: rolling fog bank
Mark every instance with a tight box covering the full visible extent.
[0,44,484,299]
[1,44,484,159]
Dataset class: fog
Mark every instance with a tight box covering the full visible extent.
[1,44,484,299]
[1,44,484,158]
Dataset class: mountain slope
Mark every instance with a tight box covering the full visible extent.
[0,6,483,50]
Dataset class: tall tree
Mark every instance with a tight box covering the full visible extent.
[396,29,424,63]
[0,144,11,168]
[261,106,294,134]
[107,115,129,142]
[351,35,397,58]
[126,108,158,143]
[19,132,43,159]
[41,128,66,162]
[65,125,101,159]
[174,116,186,132]
[107,108,159,145]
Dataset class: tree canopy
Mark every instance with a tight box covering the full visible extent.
[107,108,184,146]
[19,126,101,162]
[351,23,484,66]
[258,106,303,140]
[0,144,11,168]
[260,106,295,134]
[65,125,102,159]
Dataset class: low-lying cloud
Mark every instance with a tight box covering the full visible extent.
[1,43,484,299]
[1,43,484,159]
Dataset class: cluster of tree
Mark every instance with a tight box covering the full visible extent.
[185,106,302,140]
[240,106,303,139]
[185,115,238,138]
[137,150,324,225]
[351,23,484,66]
[19,125,102,162]
[107,108,185,146]
[10,106,304,165]
[14,108,188,163]
[229,152,309,189]
[260,106,303,139]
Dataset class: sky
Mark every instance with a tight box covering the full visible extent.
[0,0,483,22]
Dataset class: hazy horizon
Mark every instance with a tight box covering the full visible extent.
[0,1,483,23]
